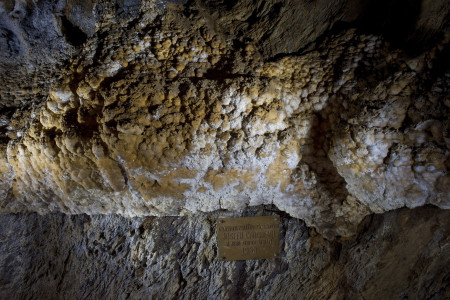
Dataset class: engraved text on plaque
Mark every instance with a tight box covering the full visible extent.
[217,215,280,261]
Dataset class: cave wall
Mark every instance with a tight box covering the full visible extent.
[1,207,449,299]
[0,0,449,237]
[0,0,449,298]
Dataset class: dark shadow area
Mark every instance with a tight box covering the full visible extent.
[356,0,421,41]
[0,124,10,144]
[353,0,433,55]
[60,16,87,46]
[0,26,21,59]
[268,0,442,61]
[300,108,349,203]
[115,0,142,20]
[430,39,450,78]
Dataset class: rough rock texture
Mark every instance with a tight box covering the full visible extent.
[0,0,449,298]
[0,0,449,238]
[0,206,449,299]
[0,0,95,137]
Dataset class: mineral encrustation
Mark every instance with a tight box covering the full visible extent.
[0,0,449,298]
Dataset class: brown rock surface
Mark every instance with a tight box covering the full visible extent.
[0,0,449,298]
[1,1,448,238]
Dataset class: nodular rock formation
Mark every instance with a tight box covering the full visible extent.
[0,0,449,298]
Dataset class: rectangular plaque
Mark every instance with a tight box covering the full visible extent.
[217,215,280,261]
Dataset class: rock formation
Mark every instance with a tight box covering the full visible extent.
[1,207,449,299]
[0,0,449,298]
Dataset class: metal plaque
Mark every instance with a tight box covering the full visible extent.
[217,215,280,261]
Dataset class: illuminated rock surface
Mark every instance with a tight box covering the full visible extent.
[0,0,449,298]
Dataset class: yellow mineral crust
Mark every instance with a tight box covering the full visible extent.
[1,7,449,237]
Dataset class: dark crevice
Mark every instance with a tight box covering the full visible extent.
[60,16,87,47]
[234,261,249,299]
[116,160,129,187]
[89,30,110,71]
[301,111,349,202]
[0,125,10,144]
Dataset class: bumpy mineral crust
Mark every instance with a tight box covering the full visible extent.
[0,0,449,237]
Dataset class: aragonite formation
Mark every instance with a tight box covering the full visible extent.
[0,0,449,238]
[0,0,449,298]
